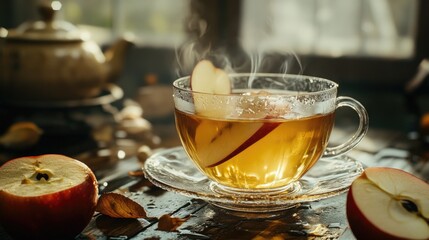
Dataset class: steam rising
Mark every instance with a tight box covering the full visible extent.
[175,8,304,83]
[176,44,303,76]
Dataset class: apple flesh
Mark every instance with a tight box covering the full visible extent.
[191,60,233,118]
[195,120,278,168]
[0,154,98,240]
[191,60,231,95]
[347,167,429,240]
[190,60,279,168]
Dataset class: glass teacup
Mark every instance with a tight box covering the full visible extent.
[173,73,368,194]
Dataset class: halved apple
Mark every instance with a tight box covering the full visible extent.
[0,154,98,240]
[190,60,279,168]
[346,167,429,240]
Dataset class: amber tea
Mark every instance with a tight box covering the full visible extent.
[175,109,335,190]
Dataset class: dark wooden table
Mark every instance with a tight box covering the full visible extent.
[1,116,428,240]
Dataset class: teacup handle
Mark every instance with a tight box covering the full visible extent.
[323,96,369,158]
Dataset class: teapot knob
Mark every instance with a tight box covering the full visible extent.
[38,1,57,22]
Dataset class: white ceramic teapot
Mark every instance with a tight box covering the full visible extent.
[0,3,132,102]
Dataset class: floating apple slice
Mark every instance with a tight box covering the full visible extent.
[347,167,429,240]
[195,120,278,168]
[190,60,279,168]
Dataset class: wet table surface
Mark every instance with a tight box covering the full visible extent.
[1,120,429,240]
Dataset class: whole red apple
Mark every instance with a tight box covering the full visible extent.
[347,167,429,240]
[0,154,98,240]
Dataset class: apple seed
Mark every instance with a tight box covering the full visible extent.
[400,199,418,213]
[36,173,49,181]
[30,168,54,182]
[399,198,429,224]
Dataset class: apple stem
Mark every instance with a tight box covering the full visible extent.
[34,160,41,167]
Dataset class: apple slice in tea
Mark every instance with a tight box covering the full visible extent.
[195,120,278,168]
[190,60,279,168]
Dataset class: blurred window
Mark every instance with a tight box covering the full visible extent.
[58,0,418,58]
[59,0,190,46]
[241,0,418,59]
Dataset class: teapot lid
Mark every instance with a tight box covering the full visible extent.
[4,3,86,42]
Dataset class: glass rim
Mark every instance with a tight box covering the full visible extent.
[173,73,339,96]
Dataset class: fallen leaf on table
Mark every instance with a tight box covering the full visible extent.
[96,192,147,219]
[157,214,188,232]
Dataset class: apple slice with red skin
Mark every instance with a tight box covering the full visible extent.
[0,154,98,240]
[191,60,279,168]
[346,167,429,240]
[195,119,278,168]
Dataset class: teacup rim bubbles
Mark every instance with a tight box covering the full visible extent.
[173,72,339,97]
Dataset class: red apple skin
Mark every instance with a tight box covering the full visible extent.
[0,155,98,240]
[346,189,407,240]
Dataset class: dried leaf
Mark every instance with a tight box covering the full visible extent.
[96,192,147,219]
[157,214,188,232]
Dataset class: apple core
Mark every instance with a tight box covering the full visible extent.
[0,155,89,196]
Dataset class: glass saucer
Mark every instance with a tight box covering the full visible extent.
[143,147,363,213]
